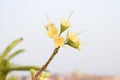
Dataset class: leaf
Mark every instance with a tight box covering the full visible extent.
[7,63,19,68]
[1,38,23,60]
[4,66,40,71]
[7,49,25,61]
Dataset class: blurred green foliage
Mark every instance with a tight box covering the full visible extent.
[0,38,40,80]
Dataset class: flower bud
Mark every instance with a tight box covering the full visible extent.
[44,23,55,30]
[66,32,80,49]
[44,23,58,38]
[38,77,44,80]
[44,72,50,78]
[47,27,58,38]
[30,69,36,77]
[60,18,71,33]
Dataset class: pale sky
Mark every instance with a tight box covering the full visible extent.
[0,0,120,76]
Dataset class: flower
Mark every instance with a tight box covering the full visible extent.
[47,27,58,38]
[66,32,80,49]
[60,18,71,33]
[68,32,79,43]
[45,23,58,38]
[54,36,64,48]
[44,23,55,30]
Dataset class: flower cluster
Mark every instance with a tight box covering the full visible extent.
[44,16,80,50]
[31,12,81,80]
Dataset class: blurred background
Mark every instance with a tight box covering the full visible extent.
[0,0,120,79]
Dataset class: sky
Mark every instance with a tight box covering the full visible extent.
[0,0,120,76]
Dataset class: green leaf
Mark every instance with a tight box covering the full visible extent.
[7,49,25,61]
[7,63,19,68]
[4,66,40,71]
[1,38,23,60]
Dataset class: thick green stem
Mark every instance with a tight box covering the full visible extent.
[32,47,60,80]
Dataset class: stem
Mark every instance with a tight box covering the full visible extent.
[32,47,60,80]
[58,32,61,36]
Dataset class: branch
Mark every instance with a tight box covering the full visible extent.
[32,47,60,80]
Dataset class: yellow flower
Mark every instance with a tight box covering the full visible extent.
[68,32,79,43]
[54,36,64,48]
[66,32,80,49]
[47,27,58,38]
[44,23,55,30]
[60,18,71,33]
[45,23,58,38]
